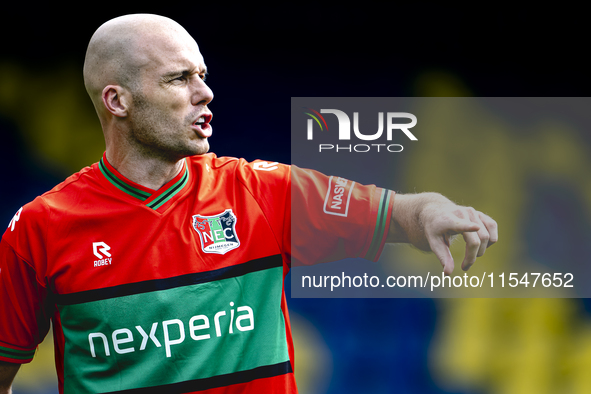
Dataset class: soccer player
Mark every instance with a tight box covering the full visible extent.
[0,14,497,393]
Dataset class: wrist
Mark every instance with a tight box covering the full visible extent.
[387,192,452,250]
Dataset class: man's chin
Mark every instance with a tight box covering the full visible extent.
[184,141,210,157]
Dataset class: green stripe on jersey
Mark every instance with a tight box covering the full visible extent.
[365,189,392,261]
[0,345,36,360]
[146,162,190,210]
[58,265,288,393]
[98,159,151,201]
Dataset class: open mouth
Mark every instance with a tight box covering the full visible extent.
[194,114,212,126]
[193,113,213,138]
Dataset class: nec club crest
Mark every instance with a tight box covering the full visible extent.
[192,209,240,254]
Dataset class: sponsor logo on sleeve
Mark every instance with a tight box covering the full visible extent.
[323,176,355,217]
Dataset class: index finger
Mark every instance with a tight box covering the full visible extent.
[427,233,455,276]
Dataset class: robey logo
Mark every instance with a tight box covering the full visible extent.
[8,207,22,232]
[93,242,112,267]
[303,107,417,153]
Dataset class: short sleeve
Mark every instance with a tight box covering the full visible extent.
[235,161,395,267]
[0,206,52,363]
[290,165,394,266]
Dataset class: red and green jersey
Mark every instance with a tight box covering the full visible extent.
[0,153,394,393]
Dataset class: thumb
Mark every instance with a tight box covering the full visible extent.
[449,217,480,235]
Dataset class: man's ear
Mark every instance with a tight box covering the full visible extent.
[101,85,129,117]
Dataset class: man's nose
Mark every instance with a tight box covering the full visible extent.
[191,78,214,106]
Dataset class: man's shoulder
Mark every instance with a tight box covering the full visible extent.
[188,153,290,182]
[1,163,99,245]
[14,163,100,220]
[38,163,98,202]
[188,152,241,169]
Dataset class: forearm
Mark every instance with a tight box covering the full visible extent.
[0,361,20,394]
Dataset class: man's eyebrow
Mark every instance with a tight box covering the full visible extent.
[161,66,208,80]
[162,69,189,79]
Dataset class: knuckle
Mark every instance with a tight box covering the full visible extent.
[480,213,497,227]
[453,209,465,219]
[467,233,481,246]
[470,234,481,246]
[480,232,490,242]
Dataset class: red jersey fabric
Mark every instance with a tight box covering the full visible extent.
[0,153,394,393]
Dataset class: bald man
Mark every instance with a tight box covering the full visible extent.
[0,14,497,394]
[84,14,213,188]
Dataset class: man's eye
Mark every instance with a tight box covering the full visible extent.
[200,73,208,82]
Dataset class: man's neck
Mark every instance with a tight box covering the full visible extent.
[105,150,185,190]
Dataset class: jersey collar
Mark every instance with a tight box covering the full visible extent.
[98,153,191,211]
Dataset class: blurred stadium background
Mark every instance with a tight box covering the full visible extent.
[1,5,590,394]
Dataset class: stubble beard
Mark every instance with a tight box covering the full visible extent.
[127,92,210,162]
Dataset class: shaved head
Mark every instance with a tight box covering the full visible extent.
[83,14,198,117]
[83,13,213,178]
